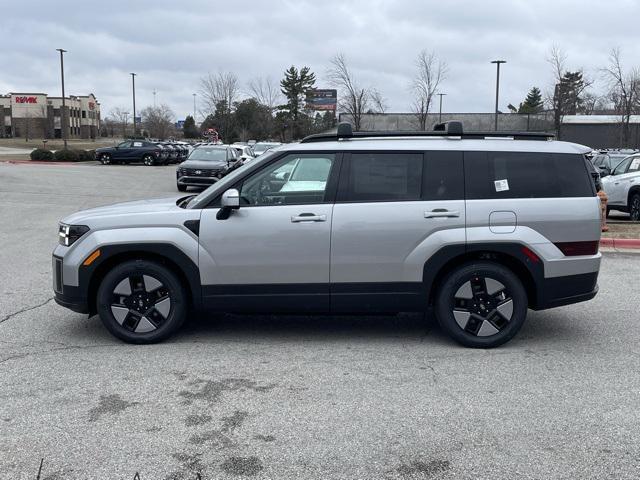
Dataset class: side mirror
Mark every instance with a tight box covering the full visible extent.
[599,167,611,177]
[221,188,240,208]
[217,189,240,220]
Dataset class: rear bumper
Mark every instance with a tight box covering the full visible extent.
[532,271,599,310]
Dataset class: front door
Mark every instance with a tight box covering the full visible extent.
[199,152,340,313]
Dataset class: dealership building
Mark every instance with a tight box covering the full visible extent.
[0,92,101,139]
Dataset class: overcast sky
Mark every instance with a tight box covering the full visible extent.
[2,0,640,121]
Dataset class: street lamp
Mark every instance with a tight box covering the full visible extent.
[56,48,67,149]
[130,73,137,136]
[437,93,447,123]
[192,93,197,120]
[491,60,506,131]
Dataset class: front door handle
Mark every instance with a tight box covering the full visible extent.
[291,213,327,223]
[424,209,460,218]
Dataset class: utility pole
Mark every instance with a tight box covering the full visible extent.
[130,73,137,136]
[491,60,506,131]
[192,93,197,120]
[56,48,68,149]
[153,89,157,107]
[437,93,446,123]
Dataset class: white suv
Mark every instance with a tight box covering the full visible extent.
[601,154,640,220]
[53,122,601,348]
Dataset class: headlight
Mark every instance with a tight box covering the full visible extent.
[59,223,89,246]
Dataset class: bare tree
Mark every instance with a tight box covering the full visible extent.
[411,50,447,130]
[603,48,640,147]
[248,76,281,112]
[141,104,176,139]
[547,46,591,138]
[200,71,240,116]
[328,53,370,131]
[370,89,388,114]
[109,107,131,138]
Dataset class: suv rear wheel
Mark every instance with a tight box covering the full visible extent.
[435,262,528,348]
[100,153,111,165]
[96,260,187,344]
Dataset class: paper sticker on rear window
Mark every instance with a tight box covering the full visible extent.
[494,179,509,192]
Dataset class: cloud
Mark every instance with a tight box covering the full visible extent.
[2,0,639,119]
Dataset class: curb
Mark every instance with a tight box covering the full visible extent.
[600,237,640,251]
[0,159,99,166]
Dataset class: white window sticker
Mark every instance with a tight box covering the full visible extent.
[630,158,640,170]
[133,141,143,147]
[494,179,509,192]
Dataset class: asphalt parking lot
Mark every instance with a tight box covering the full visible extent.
[1,162,639,480]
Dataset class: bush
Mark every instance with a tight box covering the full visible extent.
[30,148,54,161]
[53,149,80,162]
[77,149,96,161]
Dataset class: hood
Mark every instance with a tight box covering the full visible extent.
[61,195,187,225]
[180,159,229,169]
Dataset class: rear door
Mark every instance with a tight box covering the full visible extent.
[330,151,466,312]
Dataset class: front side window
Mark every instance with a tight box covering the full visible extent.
[118,142,131,148]
[612,156,633,176]
[341,153,422,202]
[240,153,335,206]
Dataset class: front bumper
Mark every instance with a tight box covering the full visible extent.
[53,254,89,314]
[177,175,221,186]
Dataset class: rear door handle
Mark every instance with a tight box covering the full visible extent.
[424,210,460,218]
[291,213,327,223]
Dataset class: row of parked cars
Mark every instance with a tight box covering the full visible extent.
[176,142,281,191]
[95,140,192,166]
[589,149,640,220]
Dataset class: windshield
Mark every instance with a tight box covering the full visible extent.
[188,147,228,162]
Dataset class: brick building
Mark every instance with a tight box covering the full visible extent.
[0,92,101,139]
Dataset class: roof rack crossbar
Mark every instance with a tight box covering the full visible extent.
[300,121,554,143]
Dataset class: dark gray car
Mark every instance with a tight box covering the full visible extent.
[176,145,239,191]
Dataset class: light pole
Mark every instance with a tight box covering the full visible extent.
[56,48,67,149]
[491,60,506,131]
[437,93,447,123]
[192,93,196,120]
[153,89,157,107]
[130,73,137,136]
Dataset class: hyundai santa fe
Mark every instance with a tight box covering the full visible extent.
[53,121,602,348]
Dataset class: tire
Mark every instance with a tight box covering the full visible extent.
[100,153,111,165]
[630,193,640,221]
[143,154,155,166]
[177,184,187,192]
[434,262,528,348]
[96,260,188,344]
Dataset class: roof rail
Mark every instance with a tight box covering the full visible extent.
[300,121,554,143]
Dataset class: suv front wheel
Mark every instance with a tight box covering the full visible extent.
[96,260,187,343]
[630,193,640,221]
[435,262,528,348]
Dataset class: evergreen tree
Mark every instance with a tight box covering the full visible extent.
[280,66,316,139]
[182,115,199,138]
[518,87,544,113]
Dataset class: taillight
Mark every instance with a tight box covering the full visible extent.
[554,241,599,256]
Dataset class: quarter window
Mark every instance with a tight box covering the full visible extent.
[465,152,595,199]
[240,153,335,206]
[342,153,422,202]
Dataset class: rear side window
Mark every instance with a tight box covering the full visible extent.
[423,151,464,200]
[341,153,422,202]
[465,151,595,199]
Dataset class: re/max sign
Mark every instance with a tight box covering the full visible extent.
[14,96,38,103]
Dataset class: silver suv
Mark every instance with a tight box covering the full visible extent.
[601,153,640,220]
[53,122,601,348]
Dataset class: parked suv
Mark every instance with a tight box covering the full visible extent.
[53,122,601,348]
[601,153,640,220]
[96,141,163,166]
[176,145,240,191]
